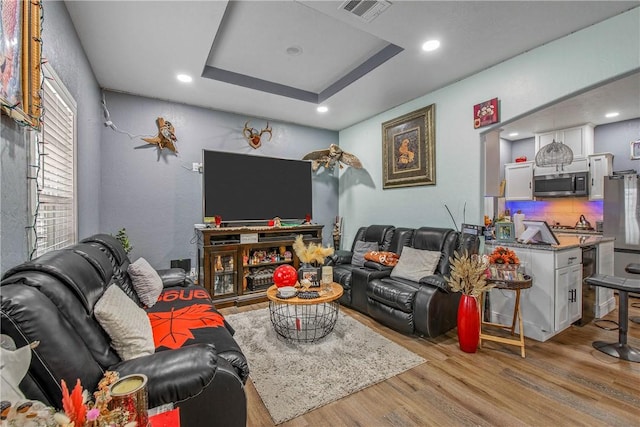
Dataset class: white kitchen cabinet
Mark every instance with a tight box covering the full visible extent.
[533,158,589,176]
[588,153,613,200]
[535,124,594,159]
[485,245,582,342]
[505,161,533,200]
[555,263,582,331]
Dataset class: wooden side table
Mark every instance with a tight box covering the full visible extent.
[480,276,532,358]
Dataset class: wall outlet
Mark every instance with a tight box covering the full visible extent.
[190,267,197,278]
[192,162,202,172]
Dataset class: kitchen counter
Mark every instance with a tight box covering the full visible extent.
[486,234,614,251]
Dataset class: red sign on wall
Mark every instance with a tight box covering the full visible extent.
[473,98,499,129]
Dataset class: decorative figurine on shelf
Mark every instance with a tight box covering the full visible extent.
[302,144,363,172]
[332,216,342,250]
[142,117,178,153]
[272,217,282,227]
[243,121,272,149]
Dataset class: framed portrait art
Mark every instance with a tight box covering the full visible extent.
[381,104,436,189]
[0,0,42,128]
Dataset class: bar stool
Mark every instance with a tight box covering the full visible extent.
[626,263,640,325]
[585,274,640,362]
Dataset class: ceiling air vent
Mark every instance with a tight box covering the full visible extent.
[339,0,391,23]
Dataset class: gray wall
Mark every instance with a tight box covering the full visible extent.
[594,118,640,172]
[0,117,30,272]
[0,1,102,274]
[98,91,339,269]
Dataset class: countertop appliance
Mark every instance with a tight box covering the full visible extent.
[603,173,640,280]
[533,171,588,197]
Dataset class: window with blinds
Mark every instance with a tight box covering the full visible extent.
[31,64,77,257]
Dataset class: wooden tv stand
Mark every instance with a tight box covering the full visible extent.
[196,224,323,307]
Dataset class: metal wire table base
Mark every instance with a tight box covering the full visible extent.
[269,300,340,342]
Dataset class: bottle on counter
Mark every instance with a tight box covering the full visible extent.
[513,210,525,239]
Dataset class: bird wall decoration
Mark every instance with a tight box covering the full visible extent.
[302,144,363,171]
[142,117,178,153]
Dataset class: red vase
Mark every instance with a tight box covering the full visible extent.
[457,294,480,353]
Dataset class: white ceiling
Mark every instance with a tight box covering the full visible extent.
[63,1,640,131]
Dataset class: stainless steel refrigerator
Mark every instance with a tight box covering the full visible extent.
[603,173,640,279]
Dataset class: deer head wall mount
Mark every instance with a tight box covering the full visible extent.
[243,121,272,149]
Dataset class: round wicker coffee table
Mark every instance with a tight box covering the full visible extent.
[266,283,343,342]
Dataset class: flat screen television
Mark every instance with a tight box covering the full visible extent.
[202,150,313,224]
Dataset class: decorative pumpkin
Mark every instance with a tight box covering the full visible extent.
[273,264,298,288]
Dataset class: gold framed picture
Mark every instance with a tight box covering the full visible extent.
[0,0,42,128]
[382,104,435,189]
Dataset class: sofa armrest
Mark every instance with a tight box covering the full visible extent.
[111,343,220,408]
[328,250,353,265]
[419,274,450,292]
[351,267,393,313]
[362,260,394,271]
[156,268,191,288]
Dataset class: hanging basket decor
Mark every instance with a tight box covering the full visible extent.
[535,139,573,171]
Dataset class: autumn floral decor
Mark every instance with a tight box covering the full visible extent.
[446,250,493,297]
[446,250,493,353]
[488,246,521,281]
[488,246,519,265]
[55,371,136,427]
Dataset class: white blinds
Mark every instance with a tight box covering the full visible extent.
[33,71,77,257]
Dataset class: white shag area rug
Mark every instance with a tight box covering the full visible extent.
[225,308,426,424]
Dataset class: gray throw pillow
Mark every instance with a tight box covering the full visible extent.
[94,284,155,360]
[390,246,441,282]
[128,257,163,307]
[352,241,379,267]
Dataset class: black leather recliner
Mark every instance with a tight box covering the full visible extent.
[366,227,478,337]
[327,224,396,308]
[0,240,247,427]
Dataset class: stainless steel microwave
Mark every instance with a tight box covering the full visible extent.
[533,172,589,197]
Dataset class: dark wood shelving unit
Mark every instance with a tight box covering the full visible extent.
[196,224,323,307]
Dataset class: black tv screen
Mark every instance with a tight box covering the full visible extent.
[203,150,313,223]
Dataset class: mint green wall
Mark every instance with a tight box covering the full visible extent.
[337,8,640,247]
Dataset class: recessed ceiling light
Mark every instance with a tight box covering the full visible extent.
[177,74,192,83]
[317,106,328,113]
[605,112,619,118]
[509,132,519,137]
[286,45,303,56]
[422,39,440,52]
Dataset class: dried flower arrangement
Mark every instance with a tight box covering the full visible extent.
[55,371,135,427]
[447,250,494,297]
[488,246,519,264]
[292,235,334,266]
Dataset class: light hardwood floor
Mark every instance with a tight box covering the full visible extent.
[220,297,640,426]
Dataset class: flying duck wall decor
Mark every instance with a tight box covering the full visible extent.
[142,117,178,153]
[303,144,363,171]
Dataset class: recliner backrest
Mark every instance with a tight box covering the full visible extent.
[388,228,414,255]
[1,284,108,407]
[81,234,141,305]
[411,227,459,275]
[350,225,396,252]
[1,248,121,368]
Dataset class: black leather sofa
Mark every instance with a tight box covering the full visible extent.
[329,225,479,337]
[0,235,248,427]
